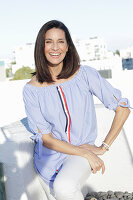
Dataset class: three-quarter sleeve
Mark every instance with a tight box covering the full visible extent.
[84,66,130,111]
[23,85,52,158]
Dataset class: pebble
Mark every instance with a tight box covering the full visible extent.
[85,191,133,200]
[85,197,97,200]
[108,191,114,196]
[114,191,124,198]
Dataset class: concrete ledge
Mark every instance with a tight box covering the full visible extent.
[0,106,133,200]
[0,118,48,200]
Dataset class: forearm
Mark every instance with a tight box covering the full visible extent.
[42,133,105,174]
[42,133,83,156]
[103,106,130,147]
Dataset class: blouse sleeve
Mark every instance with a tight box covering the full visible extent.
[23,85,52,158]
[84,66,131,111]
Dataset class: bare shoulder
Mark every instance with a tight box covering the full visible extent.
[28,75,42,87]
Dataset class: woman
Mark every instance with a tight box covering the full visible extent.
[23,20,131,200]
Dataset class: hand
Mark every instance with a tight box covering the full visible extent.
[77,147,105,174]
[79,144,107,155]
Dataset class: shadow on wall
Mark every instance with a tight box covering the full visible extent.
[0,118,49,200]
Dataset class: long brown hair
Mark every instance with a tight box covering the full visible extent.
[33,20,80,84]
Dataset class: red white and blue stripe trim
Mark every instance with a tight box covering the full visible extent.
[57,86,71,143]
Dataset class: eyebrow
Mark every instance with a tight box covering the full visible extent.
[45,38,65,40]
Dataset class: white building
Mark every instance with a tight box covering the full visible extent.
[0,61,6,81]
[120,46,133,59]
[14,43,35,69]
[74,37,110,62]
[81,55,122,79]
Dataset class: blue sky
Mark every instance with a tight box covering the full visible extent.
[0,0,133,58]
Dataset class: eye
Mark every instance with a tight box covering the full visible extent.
[45,41,52,43]
[58,40,65,43]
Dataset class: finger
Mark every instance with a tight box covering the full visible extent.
[91,167,97,174]
[92,169,97,174]
[101,163,105,174]
[96,162,102,171]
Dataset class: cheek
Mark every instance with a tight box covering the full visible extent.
[62,46,68,54]
[44,46,48,53]
[65,45,68,53]
[44,47,50,58]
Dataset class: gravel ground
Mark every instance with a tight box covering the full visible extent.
[85,191,133,200]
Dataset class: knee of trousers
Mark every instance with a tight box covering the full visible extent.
[53,178,79,197]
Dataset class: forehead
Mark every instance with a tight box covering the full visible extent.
[45,28,66,39]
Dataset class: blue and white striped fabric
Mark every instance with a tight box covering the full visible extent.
[23,65,131,188]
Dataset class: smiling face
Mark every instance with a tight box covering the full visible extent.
[44,28,68,69]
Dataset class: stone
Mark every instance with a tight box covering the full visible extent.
[124,196,128,200]
[85,197,91,200]
[85,191,133,200]
[85,197,97,200]
[86,193,92,197]
[98,192,108,198]
[102,197,107,200]
[90,192,99,198]
[114,191,124,198]
[98,198,104,200]
[123,192,131,198]
[107,190,114,196]
[128,194,132,198]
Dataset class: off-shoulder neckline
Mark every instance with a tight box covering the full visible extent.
[26,65,83,89]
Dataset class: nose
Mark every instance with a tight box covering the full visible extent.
[51,42,59,50]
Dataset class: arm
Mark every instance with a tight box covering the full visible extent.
[41,132,105,174]
[101,105,130,148]
[79,105,130,155]
[80,66,131,155]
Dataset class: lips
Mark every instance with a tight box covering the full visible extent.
[49,53,61,56]
[49,53,61,59]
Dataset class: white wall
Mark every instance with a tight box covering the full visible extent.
[0,79,27,126]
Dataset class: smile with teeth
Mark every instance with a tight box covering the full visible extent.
[49,53,61,58]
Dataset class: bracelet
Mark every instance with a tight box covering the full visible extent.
[102,142,110,151]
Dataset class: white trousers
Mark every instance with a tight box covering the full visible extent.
[38,155,92,200]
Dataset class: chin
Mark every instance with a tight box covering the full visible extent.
[48,61,63,67]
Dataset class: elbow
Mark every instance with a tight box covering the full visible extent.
[42,133,54,148]
[127,108,131,117]
[115,106,131,118]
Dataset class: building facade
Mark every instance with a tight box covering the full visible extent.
[14,43,35,69]
[122,58,133,70]
[120,46,133,59]
[73,37,109,62]
[0,61,6,81]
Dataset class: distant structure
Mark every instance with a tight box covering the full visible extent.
[120,46,133,59]
[0,61,6,81]
[14,43,35,71]
[120,46,133,70]
[73,37,112,62]
[73,37,123,78]
[122,58,133,70]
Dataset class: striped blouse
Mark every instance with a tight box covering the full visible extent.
[23,65,130,188]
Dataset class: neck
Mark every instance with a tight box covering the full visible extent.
[48,63,63,80]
